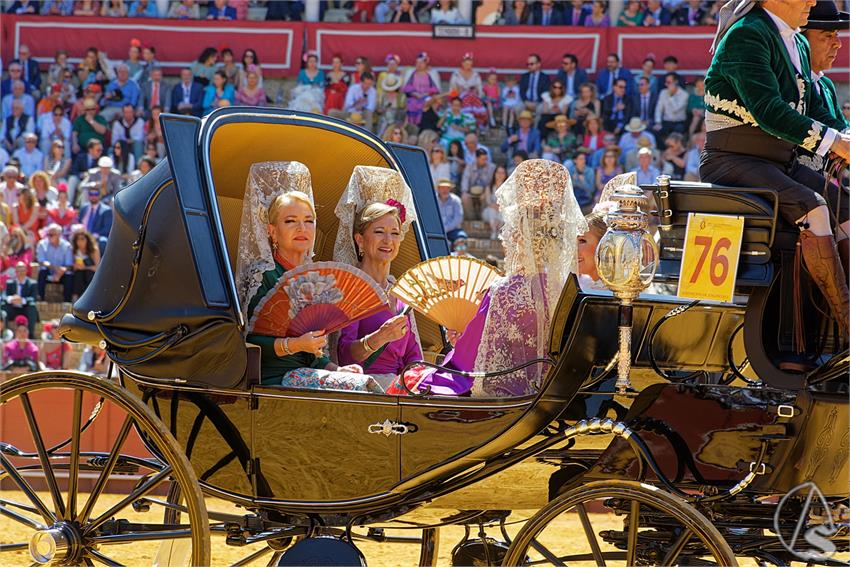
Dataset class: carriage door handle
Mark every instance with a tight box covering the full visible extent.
[368,419,416,436]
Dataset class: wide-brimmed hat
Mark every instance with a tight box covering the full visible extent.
[82,97,98,110]
[348,112,366,126]
[518,110,534,121]
[436,178,455,188]
[98,156,114,168]
[546,114,576,129]
[380,73,401,92]
[803,0,849,30]
[624,117,646,132]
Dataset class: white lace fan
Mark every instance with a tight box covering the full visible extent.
[389,256,502,331]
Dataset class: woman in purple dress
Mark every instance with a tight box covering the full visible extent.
[396,159,586,397]
[333,166,422,391]
[402,52,441,126]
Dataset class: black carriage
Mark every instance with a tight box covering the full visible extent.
[1,108,847,566]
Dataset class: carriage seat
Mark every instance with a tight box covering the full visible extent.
[645,181,796,288]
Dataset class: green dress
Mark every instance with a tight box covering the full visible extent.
[246,259,330,385]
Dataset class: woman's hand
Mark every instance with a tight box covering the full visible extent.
[445,329,461,346]
[290,330,327,357]
[337,363,364,374]
[374,313,409,346]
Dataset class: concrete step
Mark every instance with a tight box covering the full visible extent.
[462,220,491,239]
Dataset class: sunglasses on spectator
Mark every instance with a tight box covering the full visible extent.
[25,140,36,144]
[552,85,563,90]
[844,105,850,110]
[526,61,537,66]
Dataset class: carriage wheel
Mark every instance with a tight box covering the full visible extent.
[502,480,737,566]
[0,371,210,566]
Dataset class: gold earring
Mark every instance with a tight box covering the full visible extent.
[272,240,278,251]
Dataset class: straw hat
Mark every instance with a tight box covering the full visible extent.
[82,97,98,110]
[348,112,366,126]
[518,110,534,121]
[436,178,455,188]
[624,117,646,133]
[380,73,401,92]
[546,114,576,129]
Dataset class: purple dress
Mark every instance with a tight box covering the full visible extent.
[338,299,422,375]
[403,72,439,126]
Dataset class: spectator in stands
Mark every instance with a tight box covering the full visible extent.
[110,140,135,181]
[447,140,465,185]
[563,0,589,25]
[461,148,495,219]
[343,72,377,132]
[43,0,75,16]
[596,53,633,98]
[112,104,144,159]
[482,164,506,240]
[36,85,63,119]
[634,57,660,95]
[508,149,528,175]
[71,98,107,156]
[498,0,530,24]
[351,56,371,85]
[462,133,491,164]
[533,0,564,25]
[140,66,169,117]
[687,77,705,136]
[581,114,605,152]
[45,140,71,184]
[634,146,661,185]
[47,50,72,88]
[237,49,262,90]
[2,166,24,209]
[438,97,475,147]
[69,84,99,122]
[596,148,623,196]
[207,0,236,19]
[538,80,572,137]
[171,68,204,117]
[660,132,686,180]
[124,40,145,83]
[128,155,156,183]
[78,188,112,252]
[569,82,601,136]
[14,45,41,98]
[235,66,267,107]
[377,74,405,134]
[557,54,589,100]
[634,76,658,128]
[566,148,596,212]
[36,223,73,302]
[653,72,688,140]
[144,106,165,157]
[1,63,30,99]
[684,131,704,182]
[102,64,141,123]
[12,186,39,240]
[169,0,200,19]
[392,0,418,22]
[619,117,656,155]
[324,55,350,114]
[101,0,128,17]
[13,133,43,178]
[450,53,486,128]
[0,147,8,171]
[601,78,633,136]
[128,0,159,18]
[481,70,500,128]
[436,178,466,244]
[47,184,75,234]
[2,226,31,277]
[662,55,683,79]
[191,48,219,87]
[674,0,706,25]
[542,114,578,162]
[78,344,109,374]
[143,142,160,163]
[79,48,114,89]
[138,44,159,84]
[428,145,451,188]
[500,75,522,129]
[1,100,34,153]
[643,0,673,25]
[81,156,122,202]
[502,110,541,159]
[519,53,550,112]
[843,102,850,124]
[29,170,57,233]
[70,228,100,299]
[585,0,610,26]
[591,132,619,167]
[69,139,102,203]
[2,261,37,337]
[4,315,39,371]
[403,53,440,126]
[432,0,465,23]
[202,71,235,115]
[619,0,645,25]
[2,80,36,118]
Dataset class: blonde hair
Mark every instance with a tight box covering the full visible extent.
[354,202,401,236]
[28,171,51,193]
[267,190,315,225]
[584,211,607,239]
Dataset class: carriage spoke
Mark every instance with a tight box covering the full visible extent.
[0,499,46,530]
[20,393,66,519]
[0,452,55,523]
[67,389,83,521]
[625,499,640,567]
[0,542,30,552]
[265,551,284,567]
[230,545,274,566]
[576,502,606,567]
[78,413,134,523]
[530,538,567,567]
[86,465,173,533]
[87,548,124,566]
[661,527,694,566]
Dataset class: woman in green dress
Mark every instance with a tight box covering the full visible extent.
[238,161,378,391]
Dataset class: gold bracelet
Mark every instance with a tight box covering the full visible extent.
[362,335,375,354]
[279,337,292,356]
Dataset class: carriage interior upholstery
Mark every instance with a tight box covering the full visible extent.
[648,181,791,288]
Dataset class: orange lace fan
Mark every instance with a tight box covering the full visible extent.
[248,262,388,337]
[389,256,502,331]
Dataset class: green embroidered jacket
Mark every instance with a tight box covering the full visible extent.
[704,6,845,153]
[798,75,850,171]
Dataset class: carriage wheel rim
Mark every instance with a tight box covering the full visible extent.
[0,371,211,566]
[502,479,739,566]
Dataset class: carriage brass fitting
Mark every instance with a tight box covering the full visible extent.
[595,184,659,394]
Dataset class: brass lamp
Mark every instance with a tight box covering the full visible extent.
[595,182,659,393]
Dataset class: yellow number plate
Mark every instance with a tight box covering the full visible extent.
[677,213,745,303]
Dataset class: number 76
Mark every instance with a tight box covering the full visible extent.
[689,236,732,285]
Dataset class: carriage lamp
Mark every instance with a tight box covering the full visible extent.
[595,184,659,394]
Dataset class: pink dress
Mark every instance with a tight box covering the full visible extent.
[337,299,422,375]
